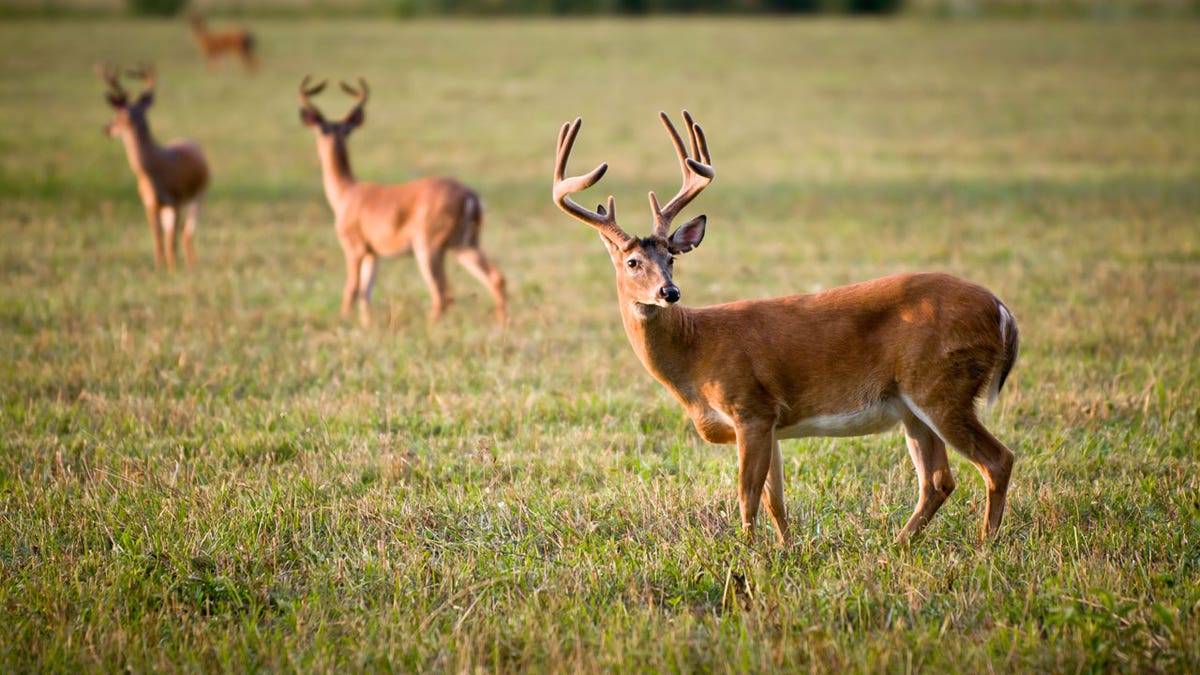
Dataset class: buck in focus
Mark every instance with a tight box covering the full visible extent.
[552,111,1019,545]
[98,64,209,271]
[299,77,507,325]
[188,13,257,72]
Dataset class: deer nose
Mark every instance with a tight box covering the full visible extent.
[661,285,681,304]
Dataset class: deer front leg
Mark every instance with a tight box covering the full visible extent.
[340,249,363,322]
[734,421,776,543]
[356,253,377,328]
[160,205,179,272]
[143,203,166,270]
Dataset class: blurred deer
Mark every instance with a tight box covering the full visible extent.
[553,112,1019,545]
[188,13,257,72]
[299,76,507,325]
[97,65,209,271]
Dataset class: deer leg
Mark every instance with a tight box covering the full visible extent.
[356,253,378,328]
[340,250,363,322]
[415,246,450,322]
[160,206,179,272]
[919,405,1015,541]
[143,204,166,270]
[454,247,508,321]
[734,422,775,542]
[761,438,791,546]
[182,198,201,270]
[896,412,955,543]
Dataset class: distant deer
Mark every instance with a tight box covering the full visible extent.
[187,13,257,72]
[97,64,209,271]
[299,76,507,325]
[552,112,1019,545]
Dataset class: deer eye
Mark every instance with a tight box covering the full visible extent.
[626,258,639,269]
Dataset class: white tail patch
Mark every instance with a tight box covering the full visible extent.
[985,302,1017,411]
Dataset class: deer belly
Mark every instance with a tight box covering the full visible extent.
[775,398,903,439]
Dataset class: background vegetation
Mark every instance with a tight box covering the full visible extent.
[1,15,1198,672]
[3,0,1198,17]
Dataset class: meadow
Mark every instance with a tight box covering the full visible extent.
[1,15,1198,671]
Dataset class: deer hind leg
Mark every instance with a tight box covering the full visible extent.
[454,247,508,321]
[896,412,955,543]
[911,400,1015,541]
[761,437,791,546]
[240,45,257,72]
[356,253,378,328]
[415,246,450,322]
[734,421,776,543]
[182,198,201,270]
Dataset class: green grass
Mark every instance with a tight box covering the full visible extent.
[2,16,1199,672]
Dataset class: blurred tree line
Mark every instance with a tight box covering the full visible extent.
[388,0,904,14]
[126,0,902,17]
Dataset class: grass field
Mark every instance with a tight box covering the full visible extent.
[2,15,1199,672]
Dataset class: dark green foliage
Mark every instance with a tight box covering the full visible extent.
[392,0,895,14]
[125,0,188,16]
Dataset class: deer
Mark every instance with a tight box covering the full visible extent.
[187,13,257,72]
[97,64,209,272]
[299,76,507,325]
[552,111,1019,546]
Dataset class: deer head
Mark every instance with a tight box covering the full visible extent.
[554,111,713,313]
[96,64,156,138]
[298,75,369,140]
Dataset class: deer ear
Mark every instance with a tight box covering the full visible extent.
[300,107,323,128]
[105,92,126,108]
[668,215,706,254]
[344,106,364,130]
[134,91,154,109]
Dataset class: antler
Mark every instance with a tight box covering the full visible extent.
[126,64,157,97]
[340,78,369,119]
[299,75,328,114]
[649,110,714,239]
[553,117,634,249]
[94,63,127,104]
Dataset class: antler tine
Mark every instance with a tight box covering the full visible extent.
[94,63,127,99]
[649,109,715,239]
[339,77,369,123]
[340,77,369,104]
[552,117,633,248]
[299,74,327,112]
[126,63,156,94]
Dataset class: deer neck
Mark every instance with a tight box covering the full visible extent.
[316,136,356,212]
[118,118,163,182]
[618,301,700,403]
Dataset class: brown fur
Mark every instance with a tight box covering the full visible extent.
[188,14,256,72]
[555,113,1019,546]
[299,77,506,324]
[98,66,208,271]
